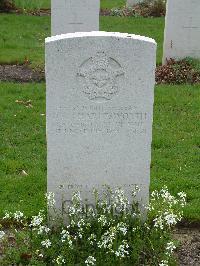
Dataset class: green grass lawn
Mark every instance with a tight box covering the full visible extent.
[101,0,125,9]
[0,14,50,67]
[0,82,199,221]
[14,0,50,10]
[0,14,164,67]
[13,0,125,10]
[0,82,46,217]
[0,9,199,223]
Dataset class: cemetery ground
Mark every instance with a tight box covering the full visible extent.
[1,82,200,220]
[0,15,164,67]
[0,3,200,265]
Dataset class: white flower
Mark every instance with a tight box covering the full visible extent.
[146,204,154,211]
[37,225,50,235]
[72,191,81,203]
[78,232,83,239]
[30,211,44,227]
[99,199,112,214]
[71,220,76,226]
[132,185,140,197]
[166,241,176,254]
[68,191,83,217]
[35,249,43,257]
[60,230,73,248]
[177,192,187,207]
[3,211,11,219]
[0,231,5,241]
[14,211,24,222]
[86,222,91,228]
[144,223,150,230]
[85,256,96,265]
[61,229,67,235]
[98,215,108,227]
[112,188,129,213]
[177,192,186,199]
[159,260,168,266]
[56,255,66,265]
[154,211,181,229]
[115,240,129,258]
[132,227,137,232]
[97,227,116,250]
[88,234,96,245]
[153,215,164,230]
[151,190,159,200]
[68,206,76,216]
[46,192,56,207]
[77,218,85,228]
[160,187,178,207]
[116,222,128,235]
[41,239,51,248]
[164,212,180,226]
[88,207,96,217]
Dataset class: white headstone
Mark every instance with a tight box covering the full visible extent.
[51,0,100,35]
[163,0,200,64]
[126,0,141,8]
[46,32,156,217]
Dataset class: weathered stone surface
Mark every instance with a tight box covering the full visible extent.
[46,32,156,216]
[163,0,200,64]
[51,0,100,35]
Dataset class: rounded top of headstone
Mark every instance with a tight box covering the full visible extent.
[45,31,156,46]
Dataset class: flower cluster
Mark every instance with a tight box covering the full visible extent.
[150,187,186,230]
[115,240,129,258]
[1,186,186,266]
[116,222,128,236]
[159,260,168,266]
[30,211,44,227]
[98,215,109,227]
[37,225,50,235]
[166,241,176,255]
[88,233,96,245]
[97,227,116,251]
[41,239,51,248]
[151,187,186,209]
[55,255,66,265]
[85,256,96,266]
[60,229,73,248]
[68,191,82,218]
[14,211,24,222]
[3,210,25,223]
[112,188,129,213]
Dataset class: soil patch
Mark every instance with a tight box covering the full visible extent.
[174,228,200,266]
[0,64,44,83]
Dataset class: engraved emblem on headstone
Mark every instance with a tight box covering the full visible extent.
[77,52,124,101]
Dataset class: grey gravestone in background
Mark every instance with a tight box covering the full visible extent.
[46,32,156,216]
[163,0,200,64]
[51,0,100,35]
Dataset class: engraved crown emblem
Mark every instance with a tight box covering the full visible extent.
[77,52,124,101]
